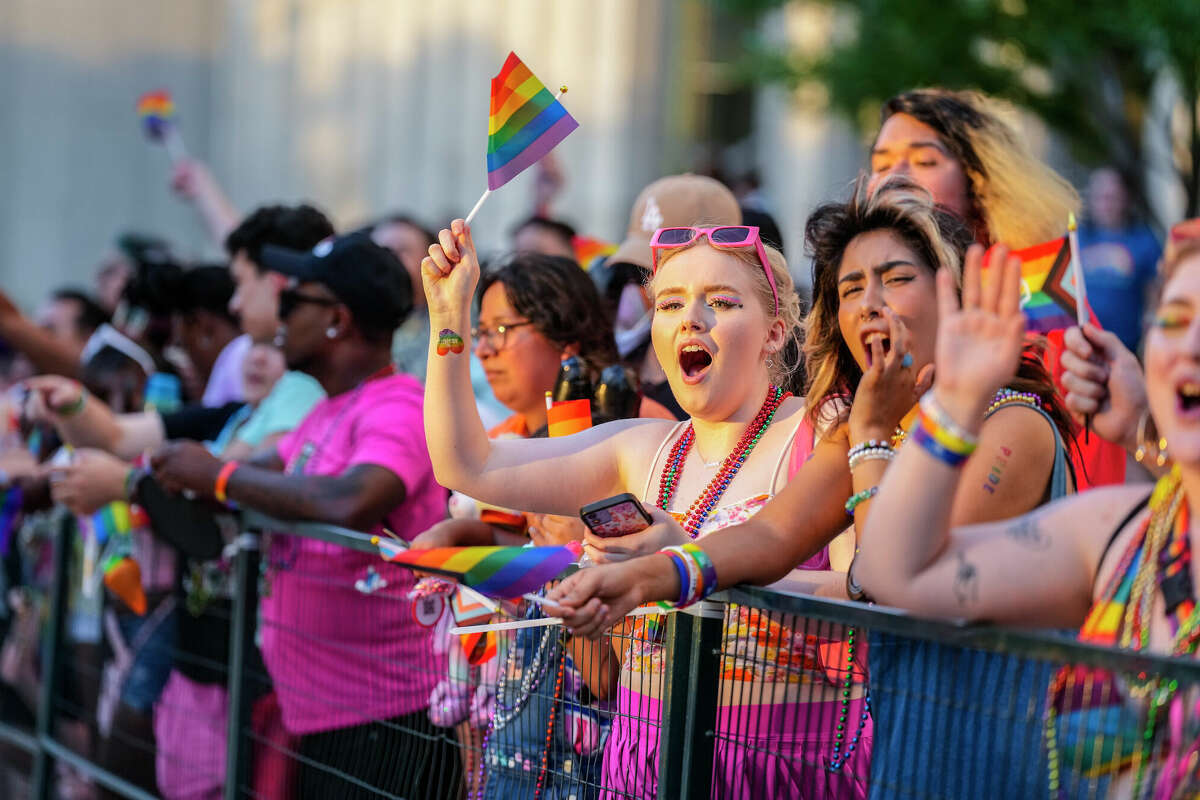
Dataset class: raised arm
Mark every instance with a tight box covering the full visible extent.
[170,158,240,245]
[855,245,1116,626]
[420,220,660,515]
[26,375,164,459]
[0,293,82,378]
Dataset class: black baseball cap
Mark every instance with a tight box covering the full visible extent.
[260,233,413,335]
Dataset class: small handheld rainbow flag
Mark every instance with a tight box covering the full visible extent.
[573,235,617,271]
[374,542,574,599]
[465,53,578,224]
[547,398,592,438]
[136,90,187,162]
[986,236,1098,334]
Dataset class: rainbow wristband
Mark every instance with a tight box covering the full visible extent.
[664,551,691,606]
[663,546,702,607]
[681,543,718,602]
[911,422,971,468]
[917,392,978,455]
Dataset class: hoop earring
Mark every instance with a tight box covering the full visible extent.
[764,357,775,371]
[1134,411,1169,468]
[326,327,338,339]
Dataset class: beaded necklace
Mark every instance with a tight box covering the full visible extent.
[1044,467,1200,798]
[656,385,788,538]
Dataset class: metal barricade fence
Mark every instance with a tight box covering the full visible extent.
[5,513,1200,799]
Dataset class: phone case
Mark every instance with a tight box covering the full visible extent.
[580,494,653,538]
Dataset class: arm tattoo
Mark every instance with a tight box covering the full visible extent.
[980,446,1013,494]
[436,329,465,356]
[953,550,979,608]
[1004,515,1050,551]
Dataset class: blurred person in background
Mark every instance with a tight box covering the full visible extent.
[150,233,460,800]
[1077,167,1162,354]
[0,286,110,378]
[511,215,578,260]
[171,265,249,407]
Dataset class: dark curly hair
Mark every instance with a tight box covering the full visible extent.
[477,253,618,377]
[225,204,335,271]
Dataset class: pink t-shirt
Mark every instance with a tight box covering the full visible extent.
[260,373,449,735]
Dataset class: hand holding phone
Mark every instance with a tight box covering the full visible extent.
[579,493,654,538]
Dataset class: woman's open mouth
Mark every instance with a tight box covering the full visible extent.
[861,331,891,368]
[678,343,714,385]
[1176,381,1200,421]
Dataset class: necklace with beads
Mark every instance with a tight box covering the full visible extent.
[1044,467,1200,798]
[656,385,789,538]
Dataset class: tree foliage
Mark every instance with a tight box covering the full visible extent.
[715,0,1200,224]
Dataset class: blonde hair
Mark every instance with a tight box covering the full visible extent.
[880,88,1080,249]
[649,236,803,386]
[803,177,971,423]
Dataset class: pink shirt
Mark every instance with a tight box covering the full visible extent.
[260,373,448,734]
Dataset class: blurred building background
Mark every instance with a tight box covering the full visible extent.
[0,0,866,308]
[8,0,1185,308]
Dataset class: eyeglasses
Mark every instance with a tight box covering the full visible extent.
[278,288,338,319]
[471,321,534,351]
[649,226,780,316]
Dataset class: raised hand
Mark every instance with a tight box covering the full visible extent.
[933,243,1026,425]
[421,219,480,319]
[1059,324,1146,452]
[848,307,935,443]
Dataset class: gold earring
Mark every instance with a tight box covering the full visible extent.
[1134,411,1169,467]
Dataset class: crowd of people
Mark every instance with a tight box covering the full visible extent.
[0,85,1192,800]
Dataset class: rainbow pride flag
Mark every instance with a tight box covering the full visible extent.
[573,235,617,271]
[487,52,578,191]
[376,542,574,599]
[136,90,175,141]
[989,237,1097,334]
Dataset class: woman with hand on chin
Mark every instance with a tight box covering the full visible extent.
[548,179,1077,797]
[854,238,1200,798]
[421,216,839,798]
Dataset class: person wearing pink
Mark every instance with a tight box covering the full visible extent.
[152,233,459,800]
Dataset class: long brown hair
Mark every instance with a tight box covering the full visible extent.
[803,176,1078,464]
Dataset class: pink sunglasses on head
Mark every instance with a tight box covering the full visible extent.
[649,226,780,316]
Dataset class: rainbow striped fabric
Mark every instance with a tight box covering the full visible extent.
[996,237,1098,334]
[486,52,578,191]
[136,90,175,140]
[90,501,147,546]
[376,542,574,599]
[573,235,618,270]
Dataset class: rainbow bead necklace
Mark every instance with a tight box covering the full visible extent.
[656,385,788,538]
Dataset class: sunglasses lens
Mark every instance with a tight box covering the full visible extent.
[656,228,695,246]
[278,292,295,318]
[709,226,753,245]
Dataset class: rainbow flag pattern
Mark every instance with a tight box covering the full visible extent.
[90,502,148,546]
[376,542,574,599]
[136,90,175,140]
[487,52,578,191]
[573,235,617,271]
[547,398,592,438]
[989,237,1097,334]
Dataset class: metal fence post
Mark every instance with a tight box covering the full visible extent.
[656,602,722,800]
[31,514,73,800]
[224,531,261,800]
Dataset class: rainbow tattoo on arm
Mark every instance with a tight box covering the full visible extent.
[437,329,465,356]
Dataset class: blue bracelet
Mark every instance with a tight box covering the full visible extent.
[665,551,691,606]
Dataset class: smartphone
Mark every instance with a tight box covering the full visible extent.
[579,493,654,538]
